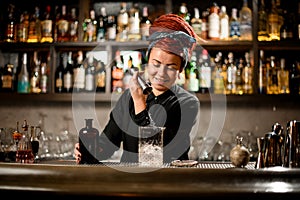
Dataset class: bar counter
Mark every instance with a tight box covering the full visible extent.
[1,160,300,199]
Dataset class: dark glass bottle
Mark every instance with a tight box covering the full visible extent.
[55,53,66,93]
[79,119,99,164]
[63,51,74,93]
[4,4,16,42]
[289,61,299,95]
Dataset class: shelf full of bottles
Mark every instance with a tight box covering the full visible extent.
[0,0,300,103]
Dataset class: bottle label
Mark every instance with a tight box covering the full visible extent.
[2,75,12,89]
[41,20,52,36]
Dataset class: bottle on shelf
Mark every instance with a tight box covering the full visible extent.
[85,53,95,92]
[191,8,202,38]
[201,9,209,40]
[185,51,199,92]
[178,3,191,24]
[16,12,29,43]
[97,7,108,42]
[212,52,225,94]
[111,50,124,93]
[128,3,141,41]
[40,5,53,43]
[226,52,237,94]
[17,53,30,94]
[0,63,14,92]
[289,61,300,95]
[266,56,279,94]
[268,0,280,41]
[27,6,41,43]
[277,58,290,94]
[106,15,117,41]
[30,51,41,94]
[69,7,79,42]
[63,51,74,93]
[235,58,244,95]
[258,50,267,94]
[239,0,253,41]
[208,2,220,40]
[280,10,294,40]
[83,9,98,42]
[116,2,129,42]
[257,0,269,41]
[40,57,49,94]
[73,51,85,93]
[55,53,66,93]
[79,118,100,164]
[198,49,211,93]
[242,52,253,94]
[229,8,241,40]
[219,5,229,40]
[4,4,16,42]
[56,5,69,42]
[140,6,152,41]
[95,60,106,92]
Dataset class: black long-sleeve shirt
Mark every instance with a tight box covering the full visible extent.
[96,84,200,163]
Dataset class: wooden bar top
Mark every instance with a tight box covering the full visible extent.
[1,161,300,199]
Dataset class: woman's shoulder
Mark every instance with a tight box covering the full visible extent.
[171,85,199,103]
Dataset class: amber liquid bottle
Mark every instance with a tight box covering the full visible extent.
[79,119,100,164]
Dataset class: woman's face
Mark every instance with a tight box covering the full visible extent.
[147,47,182,95]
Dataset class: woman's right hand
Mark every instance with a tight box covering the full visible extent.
[74,143,81,164]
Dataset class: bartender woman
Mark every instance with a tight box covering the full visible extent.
[74,13,200,164]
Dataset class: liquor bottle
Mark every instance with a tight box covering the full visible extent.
[239,0,252,41]
[289,61,300,95]
[69,8,79,42]
[1,63,14,92]
[73,51,85,92]
[95,60,106,92]
[128,3,141,41]
[198,49,211,93]
[16,120,34,164]
[268,0,280,41]
[55,53,66,93]
[79,118,100,164]
[280,10,294,40]
[27,6,42,43]
[97,7,107,42]
[242,52,253,94]
[297,2,300,40]
[4,4,16,42]
[226,52,237,94]
[106,15,117,41]
[191,8,202,38]
[17,53,30,94]
[30,125,40,159]
[277,58,290,94]
[257,0,269,41]
[178,3,191,24]
[63,51,74,93]
[30,51,41,93]
[186,51,199,92]
[201,9,209,40]
[229,8,241,40]
[219,5,229,40]
[258,50,267,94]
[40,59,49,93]
[140,6,152,41]
[212,52,225,94]
[83,9,97,42]
[116,2,129,42]
[267,56,279,94]
[208,2,220,40]
[53,5,60,42]
[85,53,95,92]
[16,12,29,43]
[40,5,53,43]
[111,50,124,93]
[235,58,244,95]
[56,5,69,42]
